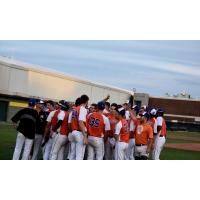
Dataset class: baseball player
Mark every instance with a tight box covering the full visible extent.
[50,101,70,160]
[135,112,153,160]
[11,99,40,160]
[86,102,110,160]
[126,105,140,160]
[70,94,89,160]
[31,99,48,160]
[104,103,118,160]
[42,101,65,160]
[114,106,130,160]
[68,98,81,160]
[152,109,167,160]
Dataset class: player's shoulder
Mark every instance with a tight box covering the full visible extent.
[50,110,56,114]
[156,116,162,120]
[80,105,87,112]
[87,112,93,118]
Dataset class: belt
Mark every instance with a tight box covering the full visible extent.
[73,129,81,132]
[136,144,147,147]
[159,135,165,137]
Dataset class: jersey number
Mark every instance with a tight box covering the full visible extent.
[72,110,78,119]
[89,117,100,128]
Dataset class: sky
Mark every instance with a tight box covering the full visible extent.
[0,40,200,98]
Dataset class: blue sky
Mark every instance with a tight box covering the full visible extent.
[0,40,200,98]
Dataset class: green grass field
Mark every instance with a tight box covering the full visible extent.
[0,124,200,160]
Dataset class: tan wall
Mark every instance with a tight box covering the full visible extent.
[0,62,131,104]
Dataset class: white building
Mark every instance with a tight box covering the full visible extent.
[0,57,133,121]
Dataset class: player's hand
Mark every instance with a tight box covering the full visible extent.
[12,123,17,129]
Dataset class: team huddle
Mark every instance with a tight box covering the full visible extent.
[11,94,166,160]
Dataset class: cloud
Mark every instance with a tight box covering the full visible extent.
[0,40,200,98]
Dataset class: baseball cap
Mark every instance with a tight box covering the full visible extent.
[28,98,36,106]
[58,100,70,110]
[132,105,140,113]
[118,107,126,116]
[150,108,157,116]
[36,99,45,104]
[97,101,105,110]
[139,112,150,121]
[58,100,64,107]
[157,108,164,113]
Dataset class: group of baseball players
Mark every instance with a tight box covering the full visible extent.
[11,94,167,160]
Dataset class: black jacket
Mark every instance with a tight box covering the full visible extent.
[11,107,40,139]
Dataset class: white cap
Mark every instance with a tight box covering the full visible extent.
[150,108,157,115]
[38,99,45,104]
[118,107,125,112]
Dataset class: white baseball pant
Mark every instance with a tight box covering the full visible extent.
[50,133,68,160]
[31,134,43,160]
[87,136,104,160]
[152,136,166,160]
[114,141,129,160]
[68,132,75,160]
[69,130,86,160]
[43,132,57,160]
[13,132,34,160]
[126,138,135,160]
[104,138,115,160]
[135,145,148,158]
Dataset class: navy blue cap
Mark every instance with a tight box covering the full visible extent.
[132,105,140,113]
[157,108,164,113]
[118,107,126,116]
[28,98,36,106]
[97,101,105,110]
[140,112,150,121]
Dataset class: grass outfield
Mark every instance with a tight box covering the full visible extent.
[0,124,200,160]
[161,148,200,160]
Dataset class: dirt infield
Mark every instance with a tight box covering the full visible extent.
[165,143,200,151]
[168,136,200,142]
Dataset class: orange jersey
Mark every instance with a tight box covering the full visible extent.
[51,109,61,130]
[119,118,130,143]
[135,123,153,145]
[60,111,69,135]
[71,106,81,131]
[87,112,105,138]
[108,114,118,137]
[160,118,167,137]
[148,118,156,131]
